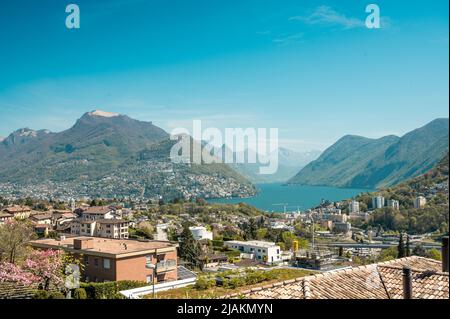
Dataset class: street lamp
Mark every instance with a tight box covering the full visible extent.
[147,249,158,299]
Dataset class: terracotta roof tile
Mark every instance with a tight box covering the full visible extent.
[225,256,448,300]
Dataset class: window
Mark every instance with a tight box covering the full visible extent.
[145,255,153,268]
[94,258,98,267]
[146,275,153,284]
[84,255,89,265]
[257,249,261,252]
[103,258,110,269]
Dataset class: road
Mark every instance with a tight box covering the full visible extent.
[318,242,441,249]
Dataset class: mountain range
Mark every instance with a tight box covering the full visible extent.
[231,148,321,183]
[0,110,255,200]
[288,118,449,189]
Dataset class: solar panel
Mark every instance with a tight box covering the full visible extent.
[177,266,197,280]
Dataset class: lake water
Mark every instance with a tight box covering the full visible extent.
[209,183,371,212]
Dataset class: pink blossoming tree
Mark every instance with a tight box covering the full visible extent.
[0,249,66,291]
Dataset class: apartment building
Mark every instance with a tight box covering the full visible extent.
[79,206,120,220]
[414,196,427,209]
[30,236,178,283]
[71,206,128,239]
[224,240,282,264]
[71,219,129,239]
[372,196,385,209]
[387,199,400,210]
[348,200,360,214]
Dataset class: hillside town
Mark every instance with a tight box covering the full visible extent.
[0,187,447,299]
[0,161,256,202]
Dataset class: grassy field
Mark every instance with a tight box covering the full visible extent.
[147,268,315,299]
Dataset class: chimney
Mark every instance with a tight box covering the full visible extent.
[402,266,413,299]
[442,236,449,273]
[74,238,94,250]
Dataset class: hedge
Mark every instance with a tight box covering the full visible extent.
[32,290,66,299]
[73,288,87,299]
[81,281,147,299]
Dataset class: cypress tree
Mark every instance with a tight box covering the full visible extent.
[397,233,406,258]
[178,224,201,269]
[405,234,411,257]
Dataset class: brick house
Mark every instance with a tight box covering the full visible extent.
[29,236,178,284]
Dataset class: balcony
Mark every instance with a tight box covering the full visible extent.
[156,259,177,272]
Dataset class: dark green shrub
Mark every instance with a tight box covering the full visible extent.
[33,290,50,299]
[73,288,87,299]
[48,291,66,299]
[195,276,215,290]
[81,281,146,299]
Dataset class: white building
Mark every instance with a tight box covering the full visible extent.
[70,219,129,239]
[189,226,213,241]
[79,206,120,221]
[349,200,360,214]
[372,196,385,209]
[70,206,128,239]
[224,240,282,264]
[414,196,427,209]
[387,199,400,210]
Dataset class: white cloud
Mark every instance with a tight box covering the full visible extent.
[290,6,365,29]
[273,33,304,45]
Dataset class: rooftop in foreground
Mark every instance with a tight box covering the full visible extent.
[223,256,449,299]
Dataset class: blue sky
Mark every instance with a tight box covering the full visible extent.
[0,0,448,151]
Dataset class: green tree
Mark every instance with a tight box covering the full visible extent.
[178,224,201,269]
[397,233,405,258]
[427,248,442,261]
[405,234,411,257]
[379,246,398,261]
[243,218,258,240]
[281,231,297,250]
[0,220,36,263]
[255,228,268,240]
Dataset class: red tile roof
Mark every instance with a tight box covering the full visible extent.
[223,256,448,299]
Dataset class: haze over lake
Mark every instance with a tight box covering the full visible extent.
[209,183,371,212]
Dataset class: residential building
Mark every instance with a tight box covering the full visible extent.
[224,240,281,264]
[96,219,129,239]
[414,196,427,209]
[79,206,119,221]
[372,196,385,209]
[70,219,129,239]
[52,211,77,229]
[387,199,400,210]
[320,220,333,231]
[332,222,352,234]
[30,213,53,225]
[30,236,178,283]
[348,200,360,214]
[0,212,13,224]
[348,212,371,223]
[189,226,213,241]
[3,205,31,219]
